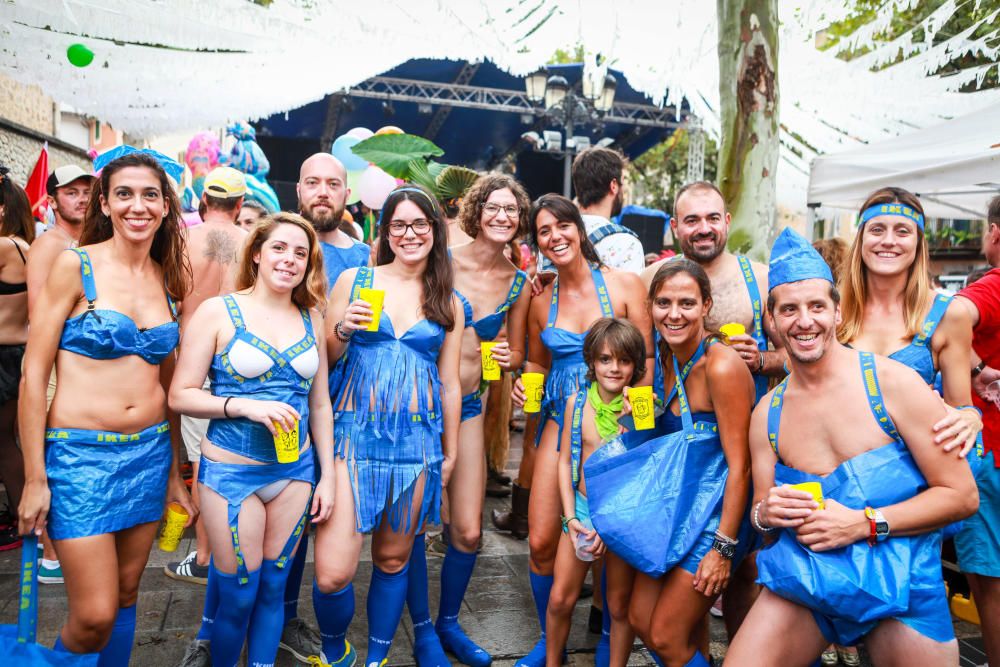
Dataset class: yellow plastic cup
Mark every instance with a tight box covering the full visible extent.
[158,502,189,553]
[791,481,824,509]
[629,385,656,430]
[357,288,385,332]
[522,372,545,414]
[274,419,300,463]
[719,322,746,344]
[481,342,501,381]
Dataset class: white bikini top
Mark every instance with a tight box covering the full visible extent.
[228,338,320,380]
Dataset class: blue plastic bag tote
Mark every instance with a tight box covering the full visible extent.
[0,535,99,666]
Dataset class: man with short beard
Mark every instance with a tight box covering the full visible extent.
[297,153,369,290]
[726,228,976,667]
[640,181,785,637]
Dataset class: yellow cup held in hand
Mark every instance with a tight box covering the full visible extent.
[522,372,545,413]
[274,419,300,463]
[481,342,501,381]
[158,502,189,553]
[629,385,656,430]
[357,288,385,332]
[719,322,746,344]
[790,481,825,509]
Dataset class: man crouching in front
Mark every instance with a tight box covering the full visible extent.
[725,229,978,667]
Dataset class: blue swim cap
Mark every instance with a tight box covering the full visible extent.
[768,227,834,292]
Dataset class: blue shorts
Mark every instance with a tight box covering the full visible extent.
[461,391,483,422]
[956,451,1000,577]
[811,584,954,646]
[562,490,592,534]
[46,422,171,540]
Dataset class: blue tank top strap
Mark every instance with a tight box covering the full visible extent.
[547,265,614,329]
[350,266,374,300]
[454,290,474,328]
[767,376,790,457]
[664,338,708,407]
[71,248,98,305]
[912,293,952,349]
[859,351,902,443]
[569,386,588,489]
[671,353,699,435]
[737,254,766,349]
[221,294,246,331]
[501,270,528,312]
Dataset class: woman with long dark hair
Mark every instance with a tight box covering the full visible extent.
[0,170,33,549]
[17,151,195,664]
[311,185,463,666]
[169,212,335,667]
[513,194,652,667]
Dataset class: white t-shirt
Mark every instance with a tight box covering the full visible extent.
[581,214,645,274]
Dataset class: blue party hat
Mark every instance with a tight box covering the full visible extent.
[768,227,834,291]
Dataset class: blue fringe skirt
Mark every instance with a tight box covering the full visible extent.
[335,411,442,534]
[46,421,171,540]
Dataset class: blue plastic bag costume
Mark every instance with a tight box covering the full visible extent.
[0,536,99,665]
[585,340,750,576]
[334,267,444,533]
[47,249,178,540]
[755,352,955,646]
[540,266,614,430]
[224,122,280,213]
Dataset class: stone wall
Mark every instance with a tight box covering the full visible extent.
[0,75,54,136]
[0,122,90,185]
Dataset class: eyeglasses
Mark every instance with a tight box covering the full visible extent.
[482,203,520,218]
[387,219,432,237]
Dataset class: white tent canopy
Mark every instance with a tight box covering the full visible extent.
[807,103,1000,220]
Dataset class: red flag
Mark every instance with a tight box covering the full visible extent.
[25,142,49,221]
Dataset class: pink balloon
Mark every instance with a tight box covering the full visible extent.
[358,166,398,210]
[345,127,374,140]
[182,211,203,228]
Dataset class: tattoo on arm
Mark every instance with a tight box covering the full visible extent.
[204,230,237,264]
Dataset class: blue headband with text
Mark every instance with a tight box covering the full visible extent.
[858,203,925,231]
[93,145,185,183]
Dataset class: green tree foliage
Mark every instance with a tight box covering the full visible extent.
[629,129,718,214]
[823,0,1000,91]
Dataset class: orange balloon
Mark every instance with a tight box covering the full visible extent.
[375,125,404,136]
[342,210,354,223]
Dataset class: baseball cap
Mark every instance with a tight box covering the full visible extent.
[203,167,247,199]
[46,165,94,196]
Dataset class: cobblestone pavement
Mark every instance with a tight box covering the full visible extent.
[0,424,987,665]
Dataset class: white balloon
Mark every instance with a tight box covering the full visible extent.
[358,166,397,210]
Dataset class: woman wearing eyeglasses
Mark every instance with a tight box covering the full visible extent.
[311,185,463,667]
[401,173,533,666]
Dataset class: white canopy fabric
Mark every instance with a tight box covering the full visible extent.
[807,103,1000,219]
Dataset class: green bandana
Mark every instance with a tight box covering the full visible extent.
[587,382,624,441]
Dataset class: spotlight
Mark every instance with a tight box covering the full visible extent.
[543,130,562,151]
[596,137,615,148]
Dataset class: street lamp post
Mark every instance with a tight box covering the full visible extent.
[524,68,617,197]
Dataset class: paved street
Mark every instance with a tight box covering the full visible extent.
[0,424,987,665]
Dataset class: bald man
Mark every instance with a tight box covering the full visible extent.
[297,153,369,290]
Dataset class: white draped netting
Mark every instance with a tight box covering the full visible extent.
[1,0,998,206]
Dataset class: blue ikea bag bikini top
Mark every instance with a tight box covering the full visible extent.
[584,340,731,577]
[0,535,99,665]
[755,352,939,624]
[454,269,528,342]
[58,248,179,365]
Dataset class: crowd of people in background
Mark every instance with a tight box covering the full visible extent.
[0,144,996,667]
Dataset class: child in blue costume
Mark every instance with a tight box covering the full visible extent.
[545,318,647,666]
[402,174,532,667]
[617,259,753,667]
[726,228,978,667]
[511,194,653,667]
[314,185,463,667]
[170,213,336,667]
[18,150,196,666]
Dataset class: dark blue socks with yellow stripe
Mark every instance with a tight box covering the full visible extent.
[515,572,553,666]
[313,580,354,663]
[437,545,491,666]
[366,563,409,665]
[406,533,449,666]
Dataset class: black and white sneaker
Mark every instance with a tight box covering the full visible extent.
[164,551,209,585]
[175,639,211,667]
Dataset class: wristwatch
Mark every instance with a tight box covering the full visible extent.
[712,537,736,559]
[865,506,890,545]
[972,361,986,377]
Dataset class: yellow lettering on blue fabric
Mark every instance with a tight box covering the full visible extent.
[864,368,878,397]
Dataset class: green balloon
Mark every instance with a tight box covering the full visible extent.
[67,43,94,68]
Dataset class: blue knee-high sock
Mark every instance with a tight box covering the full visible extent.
[594,575,610,667]
[366,563,409,665]
[515,573,555,667]
[195,557,220,641]
[436,545,490,666]
[406,534,449,666]
[283,530,309,625]
[97,604,136,667]
[248,559,293,666]
[209,566,262,667]
[683,650,710,667]
[313,580,354,663]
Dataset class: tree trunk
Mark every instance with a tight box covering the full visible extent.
[717,0,779,261]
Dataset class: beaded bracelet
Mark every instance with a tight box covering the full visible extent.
[752,500,774,533]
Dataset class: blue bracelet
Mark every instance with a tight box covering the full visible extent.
[956,405,983,417]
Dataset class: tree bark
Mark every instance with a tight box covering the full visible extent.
[717,0,780,260]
